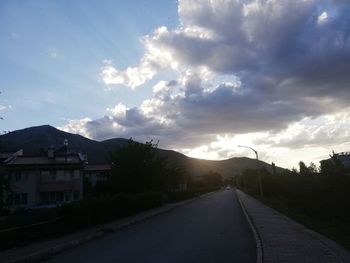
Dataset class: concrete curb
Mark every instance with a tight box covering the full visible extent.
[235,189,263,263]
[3,192,216,263]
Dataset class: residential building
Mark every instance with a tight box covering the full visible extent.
[337,152,350,168]
[3,145,86,210]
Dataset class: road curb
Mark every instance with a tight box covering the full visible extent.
[3,192,216,263]
[235,189,263,263]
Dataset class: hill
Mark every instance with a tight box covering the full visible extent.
[0,125,285,178]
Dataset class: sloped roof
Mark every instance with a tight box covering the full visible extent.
[5,153,85,167]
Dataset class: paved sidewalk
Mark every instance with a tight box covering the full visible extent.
[0,194,209,263]
[236,189,350,263]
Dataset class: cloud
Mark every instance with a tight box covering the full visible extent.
[59,118,92,139]
[63,0,350,167]
[254,109,350,149]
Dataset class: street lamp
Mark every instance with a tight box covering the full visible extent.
[238,145,263,197]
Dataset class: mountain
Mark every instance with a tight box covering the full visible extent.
[0,125,285,178]
[0,125,117,164]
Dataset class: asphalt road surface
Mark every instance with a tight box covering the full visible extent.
[47,190,256,263]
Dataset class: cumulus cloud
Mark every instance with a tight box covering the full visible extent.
[59,118,92,139]
[64,0,350,167]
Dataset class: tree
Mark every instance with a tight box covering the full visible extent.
[299,161,309,176]
[308,162,318,175]
[165,166,190,191]
[109,138,168,193]
[202,170,223,187]
[271,162,276,176]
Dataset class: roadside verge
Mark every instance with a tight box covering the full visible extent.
[236,189,350,263]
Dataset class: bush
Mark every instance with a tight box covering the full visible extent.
[236,170,350,222]
[61,192,164,229]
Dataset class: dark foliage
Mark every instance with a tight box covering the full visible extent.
[201,170,223,187]
[61,192,164,229]
[234,159,350,222]
[107,139,169,193]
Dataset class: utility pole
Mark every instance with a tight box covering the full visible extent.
[238,145,263,197]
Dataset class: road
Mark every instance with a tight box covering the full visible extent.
[47,190,256,263]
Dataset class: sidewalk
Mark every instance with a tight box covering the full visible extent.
[0,194,209,263]
[236,189,350,263]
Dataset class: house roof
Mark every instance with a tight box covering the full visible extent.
[0,150,23,163]
[5,153,85,168]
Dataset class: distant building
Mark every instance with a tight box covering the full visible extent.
[320,151,350,168]
[3,147,86,210]
[2,141,86,210]
[337,152,350,168]
[1,140,112,211]
[320,151,350,176]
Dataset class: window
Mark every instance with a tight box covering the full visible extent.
[64,191,71,202]
[73,191,80,200]
[6,194,13,205]
[21,193,28,204]
[23,171,29,180]
[41,170,57,181]
[41,192,49,202]
[73,170,80,180]
[11,193,28,205]
[41,170,50,181]
[56,192,64,202]
[65,170,74,180]
[56,170,64,180]
[49,192,56,201]
[41,191,65,203]
[15,172,21,181]
[7,173,12,182]
[50,170,56,180]
[14,194,20,204]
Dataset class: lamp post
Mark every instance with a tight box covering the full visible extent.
[238,145,263,197]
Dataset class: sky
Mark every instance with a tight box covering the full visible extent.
[1,0,350,169]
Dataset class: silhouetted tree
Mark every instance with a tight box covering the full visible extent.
[202,170,223,187]
[224,176,234,186]
[166,166,190,191]
[271,162,276,176]
[299,161,309,176]
[308,162,318,175]
[109,138,168,193]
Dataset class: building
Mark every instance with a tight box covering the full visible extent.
[2,145,86,210]
[319,151,350,176]
[337,152,350,168]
